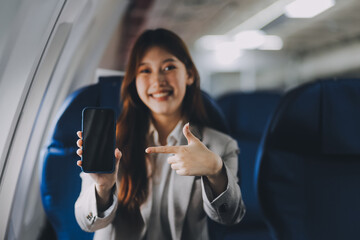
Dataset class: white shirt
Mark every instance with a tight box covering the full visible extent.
[144,121,184,240]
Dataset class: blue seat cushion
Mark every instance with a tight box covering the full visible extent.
[257,79,360,240]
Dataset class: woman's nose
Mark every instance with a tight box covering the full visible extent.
[152,71,166,85]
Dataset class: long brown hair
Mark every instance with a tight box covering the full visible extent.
[116,28,209,210]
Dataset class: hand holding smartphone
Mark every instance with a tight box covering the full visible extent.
[81,107,116,173]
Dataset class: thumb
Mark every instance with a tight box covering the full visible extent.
[183,123,198,144]
[115,148,122,160]
[115,148,122,169]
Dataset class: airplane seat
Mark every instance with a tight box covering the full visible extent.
[40,76,229,240]
[217,92,281,240]
[255,79,360,240]
[40,76,123,240]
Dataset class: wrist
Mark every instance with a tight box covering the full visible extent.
[95,183,114,198]
[95,184,115,212]
[207,154,223,179]
[205,157,228,197]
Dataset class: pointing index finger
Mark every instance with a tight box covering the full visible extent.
[145,146,181,154]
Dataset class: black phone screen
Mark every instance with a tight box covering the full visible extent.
[81,108,116,173]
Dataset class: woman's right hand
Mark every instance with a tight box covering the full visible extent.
[76,131,121,206]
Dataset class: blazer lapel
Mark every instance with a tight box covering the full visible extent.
[168,167,195,239]
[167,125,202,240]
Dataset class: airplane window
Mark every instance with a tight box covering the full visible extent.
[0,0,65,238]
[1,1,126,239]
[0,0,62,175]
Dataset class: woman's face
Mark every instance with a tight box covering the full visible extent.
[135,46,194,120]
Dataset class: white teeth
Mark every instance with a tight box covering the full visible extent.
[152,92,170,98]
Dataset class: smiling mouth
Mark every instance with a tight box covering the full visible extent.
[150,90,173,100]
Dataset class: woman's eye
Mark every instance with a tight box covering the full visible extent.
[139,69,151,74]
[164,65,176,71]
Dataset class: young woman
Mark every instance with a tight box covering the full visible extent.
[75,28,245,239]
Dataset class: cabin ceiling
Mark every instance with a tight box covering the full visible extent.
[116,0,360,68]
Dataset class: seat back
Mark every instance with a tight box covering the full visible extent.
[218,92,281,225]
[40,76,229,239]
[40,76,122,240]
[255,79,360,240]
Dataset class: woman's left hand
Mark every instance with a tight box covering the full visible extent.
[145,123,223,177]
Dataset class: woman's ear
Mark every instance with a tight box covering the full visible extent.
[186,70,195,86]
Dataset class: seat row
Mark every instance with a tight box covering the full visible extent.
[40,77,360,240]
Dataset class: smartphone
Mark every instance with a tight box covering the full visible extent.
[81,107,116,173]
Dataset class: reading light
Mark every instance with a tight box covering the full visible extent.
[215,42,243,65]
[235,30,266,49]
[285,0,335,18]
[196,32,283,53]
[195,35,229,51]
[259,35,284,50]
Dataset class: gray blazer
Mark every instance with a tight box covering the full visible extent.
[75,127,246,240]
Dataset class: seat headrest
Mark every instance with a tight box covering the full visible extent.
[218,92,281,140]
[51,76,123,148]
[321,79,360,155]
[268,79,360,155]
[201,91,229,134]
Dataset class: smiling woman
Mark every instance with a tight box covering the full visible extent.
[115,29,214,211]
[136,47,194,135]
[74,28,245,240]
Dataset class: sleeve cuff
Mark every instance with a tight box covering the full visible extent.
[201,164,230,205]
[75,173,119,231]
[97,187,118,218]
[201,163,244,224]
